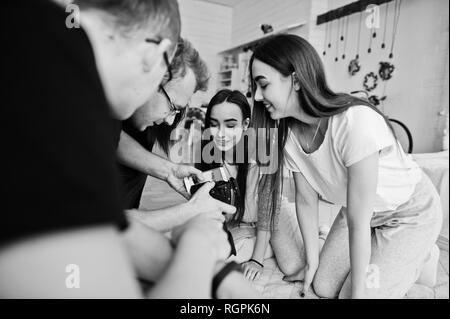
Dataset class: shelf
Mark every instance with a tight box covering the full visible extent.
[317,0,394,25]
[219,69,234,74]
[218,21,306,54]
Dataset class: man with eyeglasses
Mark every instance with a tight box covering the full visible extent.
[117,38,228,229]
[115,38,260,299]
[2,0,238,298]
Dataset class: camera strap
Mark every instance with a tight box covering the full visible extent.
[223,223,237,257]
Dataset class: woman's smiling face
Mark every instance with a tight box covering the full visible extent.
[251,59,299,120]
[209,101,249,152]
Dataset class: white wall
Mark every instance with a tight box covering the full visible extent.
[178,0,233,106]
[179,0,449,152]
[231,0,311,47]
[310,0,449,153]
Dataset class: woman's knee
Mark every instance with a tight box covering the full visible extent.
[312,274,339,299]
[277,256,304,276]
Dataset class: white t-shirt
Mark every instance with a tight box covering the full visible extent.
[284,106,422,212]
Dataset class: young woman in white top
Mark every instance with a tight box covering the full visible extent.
[249,34,442,299]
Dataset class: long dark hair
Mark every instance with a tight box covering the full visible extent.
[198,89,252,226]
[249,34,397,230]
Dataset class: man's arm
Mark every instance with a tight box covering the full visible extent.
[127,182,237,232]
[126,203,194,233]
[117,131,203,198]
[0,226,142,298]
[117,131,173,181]
[121,218,174,283]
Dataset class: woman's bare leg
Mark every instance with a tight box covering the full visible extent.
[271,198,306,276]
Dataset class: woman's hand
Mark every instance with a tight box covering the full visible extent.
[214,263,262,298]
[242,260,264,281]
[283,262,319,297]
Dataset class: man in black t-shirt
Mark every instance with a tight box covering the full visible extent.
[117,38,209,210]
[117,38,229,233]
[1,0,238,298]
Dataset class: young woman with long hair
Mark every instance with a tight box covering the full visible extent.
[249,34,442,298]
[198,89,305,281]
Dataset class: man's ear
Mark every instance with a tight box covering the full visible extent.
[292,72,301,91]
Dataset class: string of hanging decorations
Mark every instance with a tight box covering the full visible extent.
[381,1,390,49]
[341,16,350,60]
[348,11,363,76]
[376,0,402,109]
[335,17,341,62]
[323,20,330,56]
[318,0,402,108]
[389,0,402,59]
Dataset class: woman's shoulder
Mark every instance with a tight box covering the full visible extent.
[331,105,386,132]
[332,104,381,120]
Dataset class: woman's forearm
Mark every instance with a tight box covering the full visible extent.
[296,202,319,265]
[347,152,379,298]
[251,230,271,263]
[348,224,372,298]
[293,172,320,266]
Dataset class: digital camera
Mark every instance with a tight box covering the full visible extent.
[184,167,239,256]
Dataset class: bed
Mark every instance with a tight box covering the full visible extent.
[250,150,449,299]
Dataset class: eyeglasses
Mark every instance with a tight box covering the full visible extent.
[145,38,173,82]
[159,85,181,116]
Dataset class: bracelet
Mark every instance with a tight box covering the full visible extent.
[248,258,264,268]
[211,261,242,299]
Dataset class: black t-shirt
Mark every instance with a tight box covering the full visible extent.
[118,121,155,209]
[2,0,127,244]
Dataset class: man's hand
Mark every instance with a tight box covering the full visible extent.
[166,164,205,199]
[185,182,237,220]
[171,214,231,261]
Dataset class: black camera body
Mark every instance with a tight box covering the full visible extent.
[190,178,239,207]
[189,176,239,257]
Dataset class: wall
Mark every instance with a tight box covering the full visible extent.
[180,0,449,152]
[310,0,449,153]
[231,0,311,47]
[178,0,233,106]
